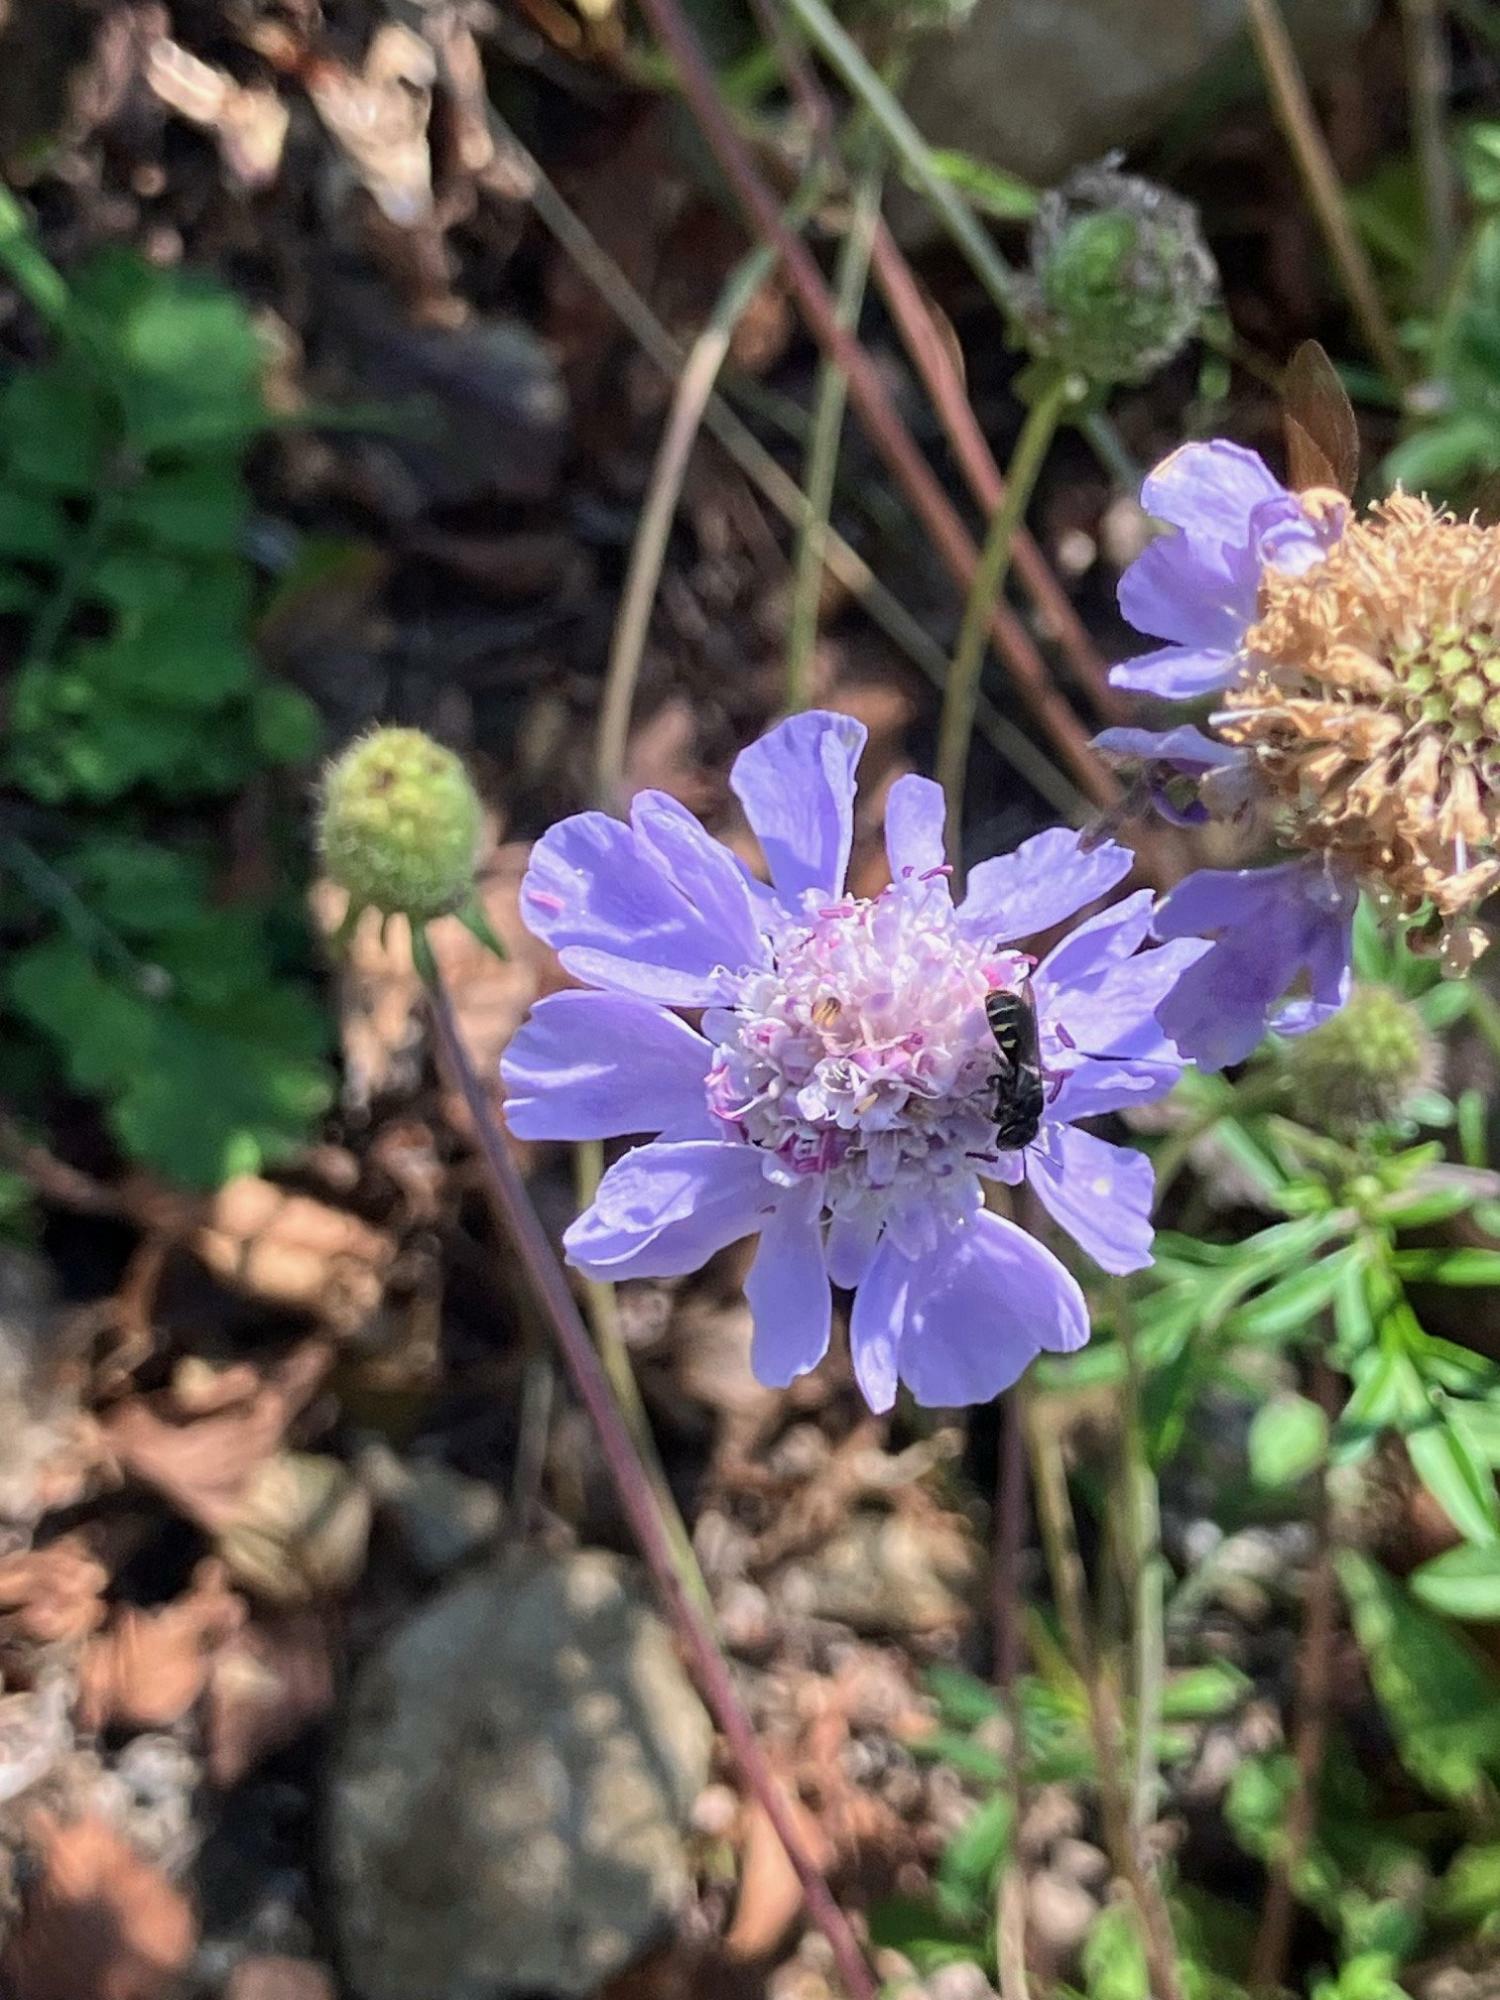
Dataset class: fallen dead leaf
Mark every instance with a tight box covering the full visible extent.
[304,23,435,227]
[723,1791,831,1963]
[0,1678,72,1807]
[203,1612,336,1789]
[101,1340,331,1532]
[144,36,289,187]
[216,1452,371,1606]
[194,1177,396,1335]
[225,1959,337,2000]
[0,1810,196,2000]
[0,1536,109,1650]
[76,1561,246,1733]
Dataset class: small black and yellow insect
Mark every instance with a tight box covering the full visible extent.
[985,981,1046,1151]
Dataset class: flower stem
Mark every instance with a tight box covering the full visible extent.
[624,0,1122,809]
[1243,0,1409,388]
[573,1141,714,1615]
[992,1388,1032,2000]
[594,167,829,811]
[1248,1352,1339,1993]
[1024,1389,1184,2000]
[1114,1289,1167,1835]
[426,976,877,2000]
[938,370,1076,874]
[786,155,885,714]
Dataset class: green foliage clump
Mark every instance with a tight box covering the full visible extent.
[0,195,331,1189]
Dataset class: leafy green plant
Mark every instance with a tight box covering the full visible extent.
[0,194,331,1188]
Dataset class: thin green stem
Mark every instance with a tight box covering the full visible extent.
[573,1143,713,1614]
[1024,1391,1185,2000]
[1114,1287,1167,1835]
[786,160,884,712]
[594,169,828,809]
[1244,0,1409,388]
[774,0,1024,330]
[937,370,1075,873]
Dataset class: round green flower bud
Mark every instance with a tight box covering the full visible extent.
[319,727,483,924]
[1281,985,1438,1137]
[1025,160,1217,386]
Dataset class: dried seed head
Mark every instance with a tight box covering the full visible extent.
[319,726,482,924]
[1219,495,1500,964]
[1281,983,1437,1137]
[1025,161,1217,386]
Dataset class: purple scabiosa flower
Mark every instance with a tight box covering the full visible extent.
[1096,439,1356,1068]
[502,712,1205,1412]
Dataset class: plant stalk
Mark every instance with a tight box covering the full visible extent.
[1248,1353,1339,1994]
[627,0,1121,808]
[786,157,885,712]
[427,976,878,2000]
[937,370,1075,872]
[1025,1392,1185,2000]
[1244,0,1409,387]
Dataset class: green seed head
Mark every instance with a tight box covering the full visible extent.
[1026,161,1217,386]
[1282,985,1437,1137]
[319,727,483,924]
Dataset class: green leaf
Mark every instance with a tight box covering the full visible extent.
[1082,1903,1150,2000]
[937,1792,1013,1914]
[1407,1414,1500,1544]
[118,461,249,553]
[0,365,108,491]
[250,682,322,764]
[1234,1245,1363,1344]
[1431,1841,1500,1925]
[0,489,69,563]
[1337,1551,1500,1801]
[71,249,265,453]
[924,149,1041,220]
[1159,1662,1251,1721]
[1248,1393,1329,1488]
[6,934,331,1189]
[1409,1544,1500,1621]
[1392,1247,1500,1286]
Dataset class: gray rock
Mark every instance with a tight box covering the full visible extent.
[329,1550,712,2000]
[903,0,1376,193]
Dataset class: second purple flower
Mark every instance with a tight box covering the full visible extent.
[503,712,1205,1411]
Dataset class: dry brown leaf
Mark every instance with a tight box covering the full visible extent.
[0,1678,72,1807]
[0,1810,196,2000]
[0,1536,109,1649]
[216,1452,371,1606]
[723,1791,831,1963]
[305,24,435,227]
[225,1959,336,2000]
[144,36,289,186]
[194,1177,395,1335]
[76,1562,246,1733]
[203,1613,336,1789]
[102,1340,331,1532]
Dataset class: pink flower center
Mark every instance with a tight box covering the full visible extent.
[704,872,1028,1231]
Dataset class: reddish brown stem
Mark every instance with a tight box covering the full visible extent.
[737,0,1122,723]
[864,226,1126,725]
[630,0,1118,810]
[427,979,878,2000]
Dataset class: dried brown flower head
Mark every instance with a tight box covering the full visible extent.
[1219,494,1500,965]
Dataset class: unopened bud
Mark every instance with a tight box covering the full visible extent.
[1282,985,1437,1137]
[1024,160,1217,386]
[319,727,482,925]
